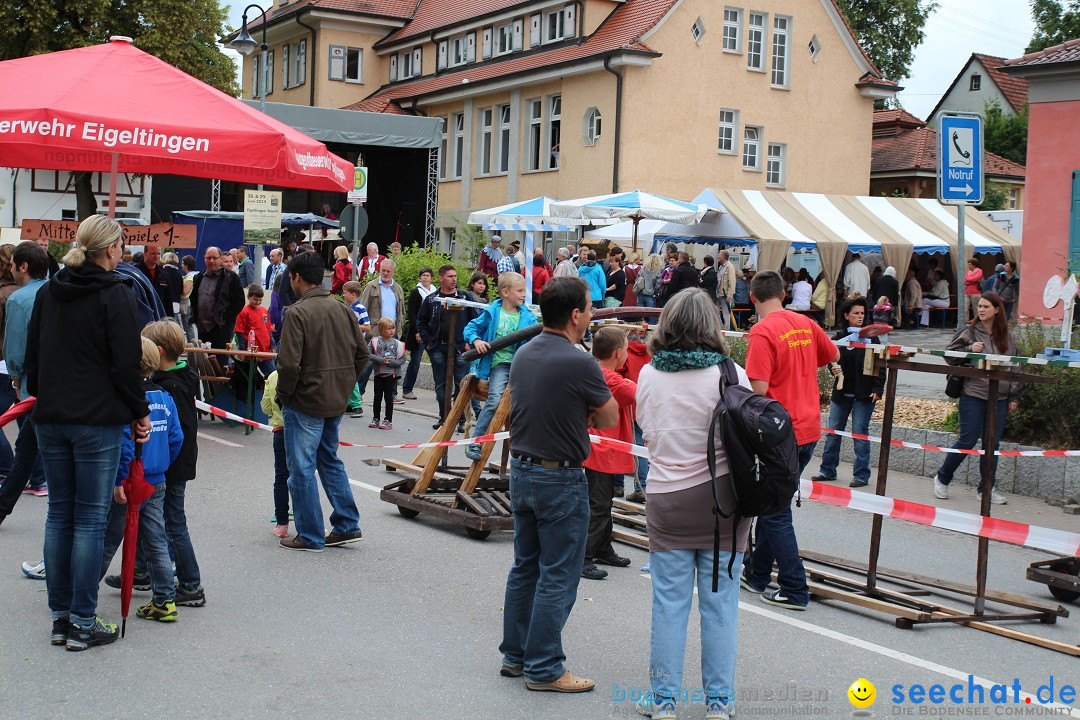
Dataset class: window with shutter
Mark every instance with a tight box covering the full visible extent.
[513,20,524,51]
[563,4,576,38]
[252,56,260,98]
[265,50,274,95]
[413,47,422,76]
[467,33,476,62]
[438,40,448,70]
[530,14,541,47]
[495,24,514,56]
[482,28,492,59]
[328,45,346,81]
[346,48,363,82]
[283,45,290,88]
[390,54,398,81]
[295,39,306,85]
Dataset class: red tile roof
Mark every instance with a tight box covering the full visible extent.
[872,127,1026,179]
[245,0,418,32]
[1004,38,1080,68]
[873,108,924,127]
[345,0,674,112]
[377,0,536,47]
[971,54,1028,111]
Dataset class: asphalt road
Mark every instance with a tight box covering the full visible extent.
[1,404,1077,720]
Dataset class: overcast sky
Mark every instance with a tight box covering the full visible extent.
[221,0,1037,120]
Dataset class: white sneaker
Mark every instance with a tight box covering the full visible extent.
[21,560,46,579]
[933,476,949,500]
[978,490,1007,505]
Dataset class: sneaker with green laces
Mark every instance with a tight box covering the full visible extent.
[136,599,178,622]
[66,617,119,651]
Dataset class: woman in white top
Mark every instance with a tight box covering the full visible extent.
[635,289,751,720]
[787,268,814,311]
[920,269,951,327]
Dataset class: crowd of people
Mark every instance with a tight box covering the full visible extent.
[3,217,1025,720]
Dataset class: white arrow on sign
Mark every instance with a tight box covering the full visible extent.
[948,184,973,196]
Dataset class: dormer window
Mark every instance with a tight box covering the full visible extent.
[495,23,514,56]
[969,73,981,91]
[545,11,565,43]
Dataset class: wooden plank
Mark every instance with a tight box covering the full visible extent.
[478,490,511,516]
[930,613,1080,657]
[455,491,490,516]
[612,511,647,530]
[807,581,931,622]
[456,389,511,507]
[612,527,650,550]
[613,498,645,514]
[802,550,1068,616]
[412,378,479,495]
[491,491,513,512]
[382,459,460,484]
[807,567,945,613]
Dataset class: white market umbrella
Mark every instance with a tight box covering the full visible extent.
[551,190,708,251]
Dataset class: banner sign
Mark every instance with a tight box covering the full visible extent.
[20,219,196,247]
[243,190,283,244]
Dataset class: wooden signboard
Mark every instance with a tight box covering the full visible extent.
[20,220,197,248]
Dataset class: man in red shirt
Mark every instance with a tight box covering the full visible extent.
[742,270,838,611]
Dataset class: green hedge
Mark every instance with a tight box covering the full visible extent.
[390,245,478,301]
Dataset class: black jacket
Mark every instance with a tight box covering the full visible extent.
[135,261,183,314]
[872,274,900,309]
[700,266,718,297]
[190,268,244,333]
[666,262,700,297]
[405,286,433,351]
[417,290,478,352]
[831,330,886,400]
[151,362,199,484]
[26,262,149,425]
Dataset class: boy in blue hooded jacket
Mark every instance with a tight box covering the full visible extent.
[99,337,184,623]
[462,272,538,460]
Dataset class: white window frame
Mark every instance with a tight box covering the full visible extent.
[438,115,448,180]
[970,74,981,91]
[450,36,468,67]
[771,15,791,88]
[743,126,762,171]
[346,47,363,83]
[747,12,766,72]
[723,8,742,53]
[544,10,566,43]
[691,17,706,44]
[451,112,465,179]
[495,23,514,56]
[1008,187,1019,209]
[496,104,511,175]
[807,34,820,62]
[583,107,601,147]
[295,39,307,86]
[546,94,561,171]
[399,50,414,80]
[766,142,786,187]
[477,107,494,177]
[283,44,290,88]
[718,109,739,154]
[525,98,543,172]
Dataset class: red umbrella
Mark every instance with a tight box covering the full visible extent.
[119,443,154,638]
[0,37,352,193]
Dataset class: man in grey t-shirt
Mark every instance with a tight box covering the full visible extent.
[499,277,617,694]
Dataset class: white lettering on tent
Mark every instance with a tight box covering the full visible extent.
[0,118,76,137]
[79,122,210,154]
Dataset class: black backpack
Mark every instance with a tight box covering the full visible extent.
[706,359,800,591]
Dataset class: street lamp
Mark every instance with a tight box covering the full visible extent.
[230,4,270,291]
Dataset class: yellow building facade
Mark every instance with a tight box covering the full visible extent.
[240,0,894,248]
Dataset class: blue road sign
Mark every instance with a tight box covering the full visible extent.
[937,114,984,205]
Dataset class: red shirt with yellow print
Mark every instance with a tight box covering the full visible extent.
[745,310,837,445]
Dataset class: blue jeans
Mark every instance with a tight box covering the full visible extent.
[500,458,589,683]
[100,484,174,602]
[818,395,876,484]
[163,482,200,589]
[633,422,649,493]
[402,348,425,394]
[428,344,468,421]
[639,295,657,308]
[472,362,510,448]
[37,423,124,625]
[936,395,1008,492]
[649,549,742,703]
[744,442,816,606]
[283,407,361,549]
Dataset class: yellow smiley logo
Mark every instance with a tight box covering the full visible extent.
[848,678,876,709]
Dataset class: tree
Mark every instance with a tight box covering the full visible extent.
[0,0,239,218]
[983,100,1029,166]
[1028,0,1080,53]
[835,0,939,82]
[976,183,1010,212]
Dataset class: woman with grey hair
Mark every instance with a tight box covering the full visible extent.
[636,253,665,309]
[634,288,751,720]
[26,214,150,651]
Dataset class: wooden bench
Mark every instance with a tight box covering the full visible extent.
[929,306,958,328]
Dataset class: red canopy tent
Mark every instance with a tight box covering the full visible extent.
[0,37,353,201]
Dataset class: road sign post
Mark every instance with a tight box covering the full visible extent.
[344,166,369,281]
[937,113,984,329]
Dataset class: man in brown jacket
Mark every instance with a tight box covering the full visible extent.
[276,252,370,552]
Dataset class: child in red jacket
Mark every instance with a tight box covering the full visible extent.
[235,284,275,375]
[582,326,637,580]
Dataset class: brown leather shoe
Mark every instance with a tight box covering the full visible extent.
[526,671,595,693]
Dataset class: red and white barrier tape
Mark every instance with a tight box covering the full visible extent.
[196,401,1077,556]
[194,400,650,457]
[820,427,1080,457]
[801,478,1080,557]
